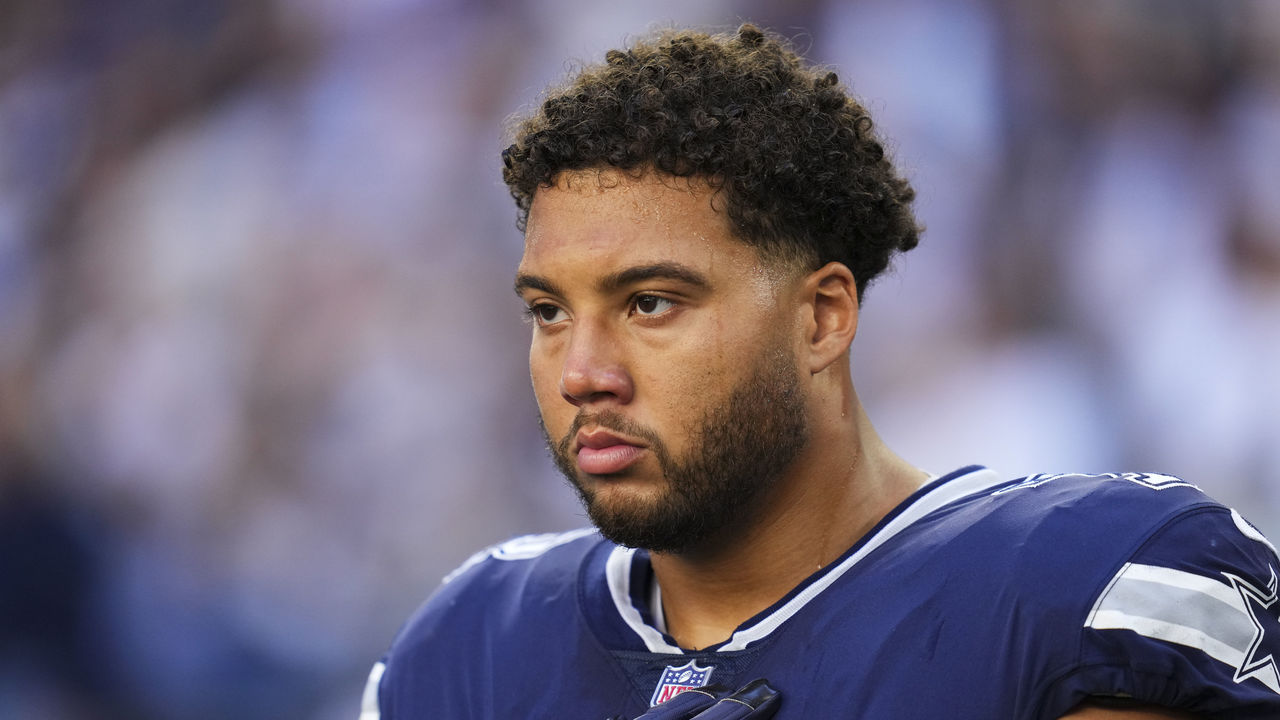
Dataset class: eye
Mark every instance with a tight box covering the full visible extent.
[631,294,675,317]
[525,303,566,326]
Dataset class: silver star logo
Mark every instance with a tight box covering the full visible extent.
[1225,565,1280,692]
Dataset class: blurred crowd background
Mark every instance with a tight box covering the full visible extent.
[2,0,1278,718]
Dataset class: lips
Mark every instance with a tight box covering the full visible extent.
[575,428,646,475]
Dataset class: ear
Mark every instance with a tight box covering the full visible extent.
[802,262,859,375]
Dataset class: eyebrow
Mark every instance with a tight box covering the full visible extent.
[514,262,711,297]
[600,262,711,292]
[513,273,562,297]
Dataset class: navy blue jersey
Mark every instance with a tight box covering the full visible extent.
[361,467,1280,719]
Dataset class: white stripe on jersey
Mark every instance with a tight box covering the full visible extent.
[605,468,1007,654]
[359,661,385,720]
[1233,508,1280,558]
[1086,562,1280,694]
[443,527,597,584]
[607,546,684,654]
[718,467,1005,651]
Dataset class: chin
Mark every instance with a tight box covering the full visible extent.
[580,475,667,511]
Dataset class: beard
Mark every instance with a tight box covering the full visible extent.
[542,346,809,554]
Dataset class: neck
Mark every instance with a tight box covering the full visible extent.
[648,395,926,651]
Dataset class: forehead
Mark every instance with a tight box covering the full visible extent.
[518,169,763,280]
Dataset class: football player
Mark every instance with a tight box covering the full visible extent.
[361,24,1280,719]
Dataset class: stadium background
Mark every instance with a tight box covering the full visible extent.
[2,1,1278,717]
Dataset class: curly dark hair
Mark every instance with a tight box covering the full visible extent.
[501,23,920,301]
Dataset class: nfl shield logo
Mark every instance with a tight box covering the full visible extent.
[650,660,715,706]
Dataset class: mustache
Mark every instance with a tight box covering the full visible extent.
[554,409,664,457]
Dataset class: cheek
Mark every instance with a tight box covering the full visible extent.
[528,346,558,404]
[658,319,781,408]
[634,342,732,431]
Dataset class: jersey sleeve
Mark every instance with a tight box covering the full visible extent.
[1041,504,1280,718]
[360,529,601,720]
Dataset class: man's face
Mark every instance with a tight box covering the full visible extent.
[515,170,809,554]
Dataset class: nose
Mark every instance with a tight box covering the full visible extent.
[559,324,634,407]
